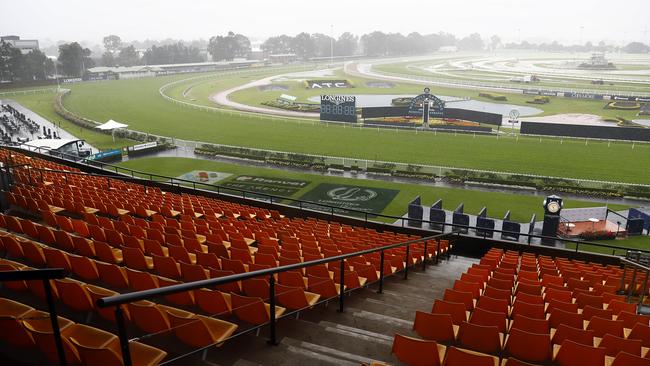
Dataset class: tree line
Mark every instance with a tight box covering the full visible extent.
[1,30,649,82]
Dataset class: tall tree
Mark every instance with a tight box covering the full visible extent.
[292,33,315,59]
[207,32,251,61]
[334,32,357,56]
[261,35,294,54]
[490,35,502,50]
[311,33,334,58]
[117,45,140,66]
[101,51,115,67]
[58,42,94,77]
[458,33,484,50]
[142,42,202,65]
[0,41,22,81]
[361,31,388,56]
[103,35,122,54]
[22,49,53,80]
[623,42,649,53]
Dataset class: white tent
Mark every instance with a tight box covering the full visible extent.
[96,120,128,130]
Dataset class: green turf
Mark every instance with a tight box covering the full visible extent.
[564,235,650,255]
[376,58,650,94]
[6,67,650,185]
[115,156,630,223]
[7,91,134,150]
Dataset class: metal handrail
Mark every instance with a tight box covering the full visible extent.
[97,232,449,308]
[96,232,452,366]
[0,268,67,366]
[16,163,650,257]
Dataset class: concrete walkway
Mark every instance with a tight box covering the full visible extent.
[2,99,97,153]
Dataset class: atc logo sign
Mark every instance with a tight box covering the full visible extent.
[298,183,399,215]
[307,80,351,89]
[327,187,377,202]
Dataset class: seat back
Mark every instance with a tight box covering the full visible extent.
[457,321,501,355]
[552,323,595,347]
[413,311,455,343]
[443,346,496,366]
[432,299,467,325]
[470,307,507,333]
[391,334,442,366]
[505,327,551,364]
[554,339,605,366]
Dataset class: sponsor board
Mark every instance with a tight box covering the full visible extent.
[129,142,157,151]
[306,80,350,89]
[88,149,121,161]
[224,175,311,197]
[296,183,399,215]
[177,170,232,185]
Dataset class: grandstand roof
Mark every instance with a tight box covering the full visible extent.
[87,59,258,74]
[21,138,82,151]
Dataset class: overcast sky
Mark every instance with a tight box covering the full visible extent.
[2,0,648,47]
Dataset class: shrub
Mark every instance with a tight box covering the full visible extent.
[479,92,507,101]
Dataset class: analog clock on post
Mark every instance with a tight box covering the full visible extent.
[541,195,563,245]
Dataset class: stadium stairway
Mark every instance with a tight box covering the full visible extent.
[201,256,477,365]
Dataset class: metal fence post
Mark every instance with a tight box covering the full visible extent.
[404,245,410,280]
[378,250,385,294]
[268,274,277,345]
[114,306,132,366]
[627,268,638,303]
[619,265,628,294]
[422,240,428,271]
[44,279,66,366]
[639,269,650,308]
[338,259,345,312]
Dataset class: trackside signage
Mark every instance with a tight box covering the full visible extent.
[297,183,399,215]
[306,80,351,88]
[221,175,311,197]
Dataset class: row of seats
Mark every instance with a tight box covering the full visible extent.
[0,148,452,365]
[389,248,650,366]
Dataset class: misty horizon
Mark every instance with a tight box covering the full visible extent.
[3,0,649,50]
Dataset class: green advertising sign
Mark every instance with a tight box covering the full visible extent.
[297,183,399,215]
[222,175,311,197]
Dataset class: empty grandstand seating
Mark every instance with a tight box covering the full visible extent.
[0,148,451,365]
[392,247,646,365]
[2,147,645,365]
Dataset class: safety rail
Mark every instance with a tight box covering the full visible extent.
[619,255,650,314]
[96,232,453,365]
[6,151,650,258]
[0,268,67,365]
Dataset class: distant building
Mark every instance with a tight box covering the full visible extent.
[578,52,616,70]
[85,60,261,80]
[1,35,39,54]
[268,53,298,64]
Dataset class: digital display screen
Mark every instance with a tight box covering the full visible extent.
[320,95,357,123]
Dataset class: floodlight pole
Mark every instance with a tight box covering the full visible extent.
[330,24,334,67]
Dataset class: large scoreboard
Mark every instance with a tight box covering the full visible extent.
[320,95,357,123]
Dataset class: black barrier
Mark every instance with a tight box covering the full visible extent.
[476,207,494,238]
[430,208,446,231]
[408,204,423,227]
[477,217,495,238]
[410,196,421,206]
[453,203,469,233]
[629,208,650,231]
[627,219,645,236]
[432,199,443,210]
[444,108,502,126]
[502,221,521,241]
[361,106,409,119]
[520,121,650,142]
